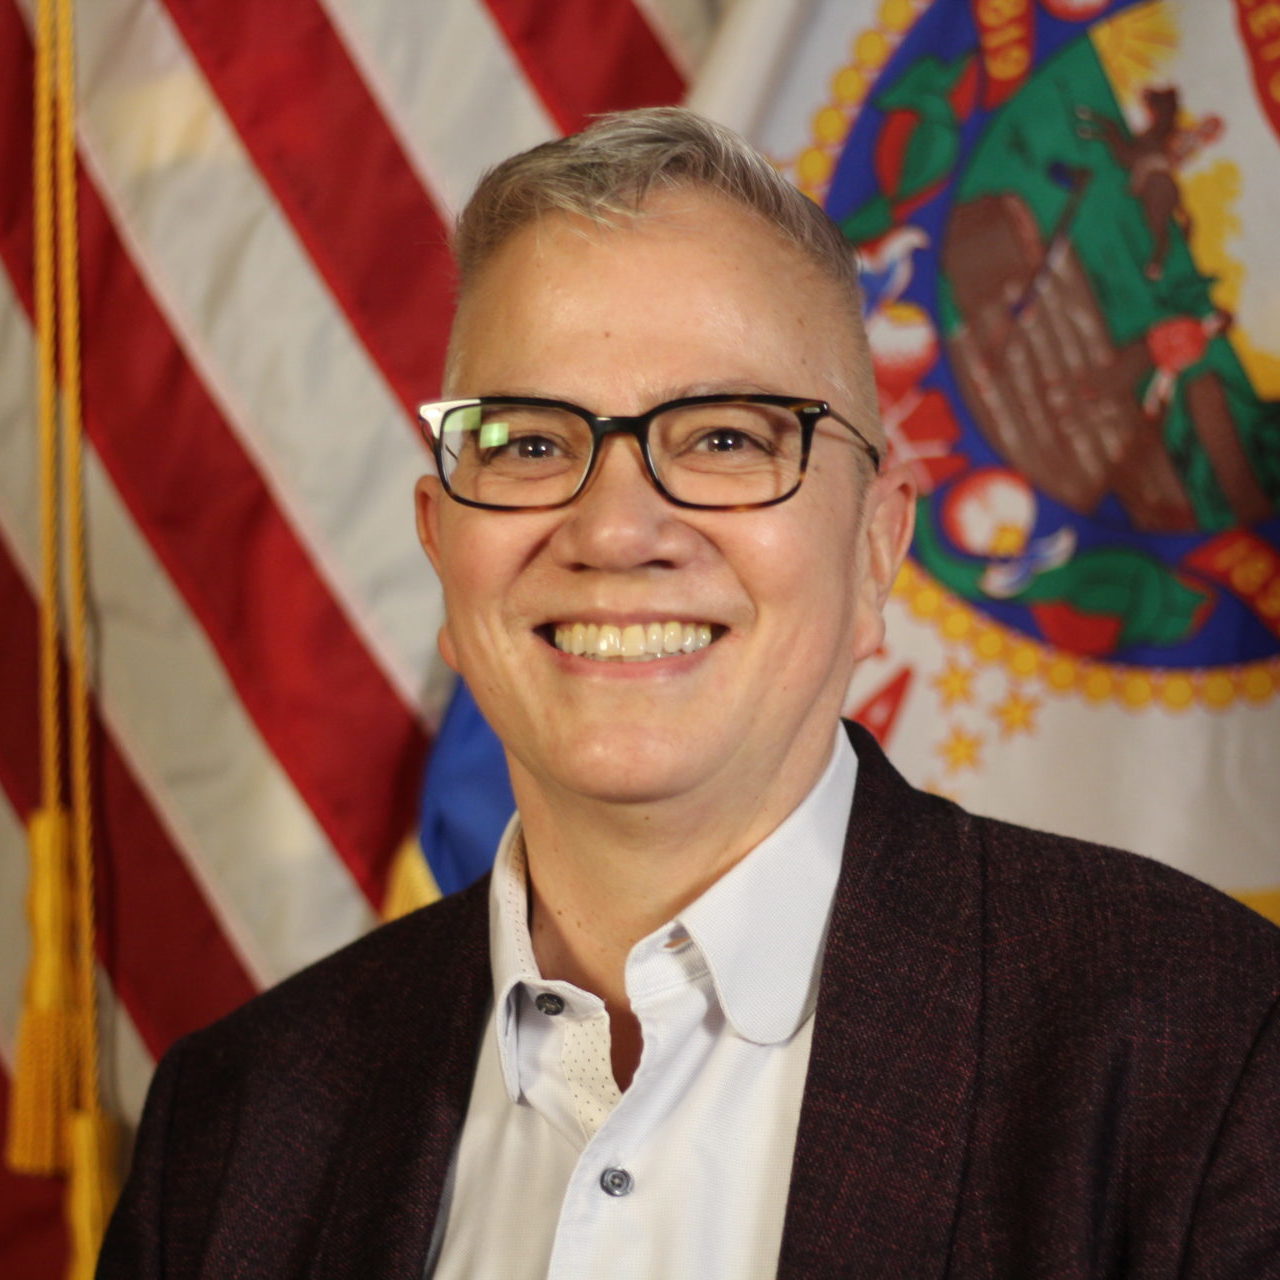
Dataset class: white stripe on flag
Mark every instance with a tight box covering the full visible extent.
[631,0,722,80]
[0,277,376,987]
[320,0,559,220]
[63,0,450,723]
[688,0,822,138]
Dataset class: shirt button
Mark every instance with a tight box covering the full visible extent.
[600,1167,634,1197]
[534,992,565,1016]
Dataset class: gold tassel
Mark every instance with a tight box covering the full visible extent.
[66,1108,119,1280]
[6,808,76,1174]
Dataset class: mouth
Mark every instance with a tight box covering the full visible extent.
[544,620,723,663]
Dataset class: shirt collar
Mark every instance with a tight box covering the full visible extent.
[487,725,857,1097]
[488,816,549,1101]
[673,725,855,1044]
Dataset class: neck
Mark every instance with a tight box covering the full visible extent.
[512,729,835,1011]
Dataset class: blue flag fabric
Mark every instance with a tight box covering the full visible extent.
[419,682,514,896]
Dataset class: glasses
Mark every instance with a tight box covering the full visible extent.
[417,394,880,512]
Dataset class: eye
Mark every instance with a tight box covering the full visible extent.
[473,416,584,474]
[658,403,794,464]
[470,412,580,466]
[478,430,569,466]
[508,434,560,460]
[695,427,768,454]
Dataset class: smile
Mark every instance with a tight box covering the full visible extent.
[551,621,719,662]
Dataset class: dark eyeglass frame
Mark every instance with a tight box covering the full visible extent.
[416,393,881,513]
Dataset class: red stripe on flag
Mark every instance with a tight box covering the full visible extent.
[482,0,686,133]
[0,539,258,1053]
[0,1073,66,1280]
[0,0,428,907]
[159,0,457,409]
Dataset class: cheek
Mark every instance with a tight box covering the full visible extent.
[432,520,538,670]
[787,478,863,593]
[431,528,488,676]
[791,523,866,659]
[743,521,859,643]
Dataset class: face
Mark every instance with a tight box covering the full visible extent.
[418,189,913,821]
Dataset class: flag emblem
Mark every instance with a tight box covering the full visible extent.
[818,1,1278,723]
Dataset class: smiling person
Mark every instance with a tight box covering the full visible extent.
[99,110,1279,1280]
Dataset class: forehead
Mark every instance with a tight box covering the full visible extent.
[446,191,868,412]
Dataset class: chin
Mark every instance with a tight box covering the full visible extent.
[537,728,714,806]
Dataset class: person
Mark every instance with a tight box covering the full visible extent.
[98,108,1280,1280]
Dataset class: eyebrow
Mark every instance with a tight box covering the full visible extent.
[674,380,787,398]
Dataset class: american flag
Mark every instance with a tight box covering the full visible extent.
[0,1,719,1270]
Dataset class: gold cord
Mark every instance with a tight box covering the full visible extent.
[7,2,119,1273]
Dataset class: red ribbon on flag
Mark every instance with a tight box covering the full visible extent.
[1186,530,1280,641]
[1235,0,1280,142]
[973,0,1035,109]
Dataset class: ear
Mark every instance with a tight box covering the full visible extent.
[851,462,916,662]
[414,474,446,573]
[414,475,461,673]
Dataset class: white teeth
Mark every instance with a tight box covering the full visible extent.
[552,621,718,661]
[621,624,646,657]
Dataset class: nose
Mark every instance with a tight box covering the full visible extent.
[550,435,697,572]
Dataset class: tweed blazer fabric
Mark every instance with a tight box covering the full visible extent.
[98,724,1280,1279]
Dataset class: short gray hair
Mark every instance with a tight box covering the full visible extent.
[454,106,862,311]
[449,108,874,418]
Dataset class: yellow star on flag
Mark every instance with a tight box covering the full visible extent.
[932,658,975,707]
[994,689,1040,737]
[938,726,983,773]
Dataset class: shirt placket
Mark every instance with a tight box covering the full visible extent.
[541,930,711,1279]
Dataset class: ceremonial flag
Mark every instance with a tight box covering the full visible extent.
[693,0,1280,915]
[0,1,707,1271]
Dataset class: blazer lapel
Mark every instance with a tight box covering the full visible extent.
[306,881,493,1280]
[778,724,984,1279]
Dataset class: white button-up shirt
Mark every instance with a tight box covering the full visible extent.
[427,728,857,1279]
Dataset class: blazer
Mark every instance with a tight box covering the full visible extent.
[98,723,1280,1278]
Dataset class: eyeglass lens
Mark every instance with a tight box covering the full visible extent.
[437,401,805,508]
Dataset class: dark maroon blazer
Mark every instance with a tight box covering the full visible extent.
[98,724,1280,1278]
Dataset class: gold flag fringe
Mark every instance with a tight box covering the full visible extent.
[67,1109,118,1280]
[5,0,121,1273]
[5,811,76,1173]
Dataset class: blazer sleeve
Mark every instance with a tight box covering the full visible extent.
[96,1038,188,1280]
[1182,994,1280,1278]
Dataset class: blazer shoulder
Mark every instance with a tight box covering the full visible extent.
[180,876,491,1075]
[103,882,492,1277]
[843,718,1280,1000]
[969,807,1280,1018]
